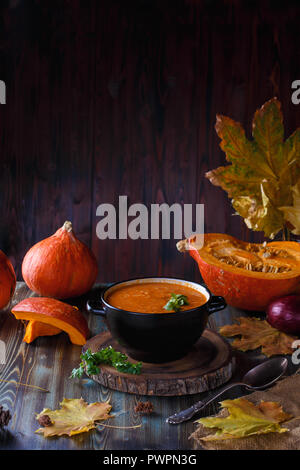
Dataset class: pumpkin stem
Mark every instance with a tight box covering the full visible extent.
[282,226,291,241]
[62,221,73,232]
[176,239,188,252]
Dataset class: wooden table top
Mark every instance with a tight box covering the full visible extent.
[0,282,296,450]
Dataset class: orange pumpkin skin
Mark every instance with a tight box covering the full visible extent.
[178,234,300,311]
[0,250,16,309]
[12,297,89,345]
[22,221,98,299]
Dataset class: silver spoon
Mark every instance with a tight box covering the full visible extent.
[166,356,288,424]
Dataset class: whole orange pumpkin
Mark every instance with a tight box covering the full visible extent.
[0,250,16,309]
[22,221,98,299]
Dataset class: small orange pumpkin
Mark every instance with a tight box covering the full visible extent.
[22,221,98,299]
[0,250,16,309]
[177,233,300,311]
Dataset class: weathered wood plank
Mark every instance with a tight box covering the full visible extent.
[2,281,295,450]
[0,0,299,282]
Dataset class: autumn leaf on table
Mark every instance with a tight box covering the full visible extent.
[36,398,112,437]
[206,98,300,239]
[220,317,297,356]
[197,398,292,441]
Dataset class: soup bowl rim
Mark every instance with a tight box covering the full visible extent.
[100,276,213,318]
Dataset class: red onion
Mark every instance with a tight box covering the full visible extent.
[267,295,300,335]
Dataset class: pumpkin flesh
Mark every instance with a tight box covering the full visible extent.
[23,321,62,343]
[177,234,300,311]
[12,297,89,345]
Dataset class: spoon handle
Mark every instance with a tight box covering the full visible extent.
[166,382,244,424]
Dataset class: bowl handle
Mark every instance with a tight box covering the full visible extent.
[207,295,226,315]
[86,299,106,316]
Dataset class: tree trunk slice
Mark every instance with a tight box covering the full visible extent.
[83,329,235,396]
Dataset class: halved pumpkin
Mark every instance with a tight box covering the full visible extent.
[12,297,89,345]
[177,233,300,311]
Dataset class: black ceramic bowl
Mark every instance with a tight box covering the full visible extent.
[86,277,226,363]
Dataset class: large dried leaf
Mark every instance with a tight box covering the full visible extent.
[197,398,292,441]
[280,182,300,235]
[232,185,284,240]
[220,317,296,356]
[36,398,112,437]
[206,98,300,238]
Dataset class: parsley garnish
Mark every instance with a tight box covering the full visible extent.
[70,346,142,378]
[163,293,189,312]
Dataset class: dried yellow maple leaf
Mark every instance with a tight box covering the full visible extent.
[197,398,292,441]
[220,316,296,356]
[280,182,300,235]
[206,97,300,239]
[36,398,112,437]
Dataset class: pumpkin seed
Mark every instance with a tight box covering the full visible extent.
[210,244,292,273]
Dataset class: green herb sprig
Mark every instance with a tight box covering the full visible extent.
[70,346,142,379]
[163,293,189,312]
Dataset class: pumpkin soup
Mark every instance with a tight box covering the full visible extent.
[106,282,207,313]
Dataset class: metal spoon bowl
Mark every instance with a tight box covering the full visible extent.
[242,356,288,389]
[166,356,288,424]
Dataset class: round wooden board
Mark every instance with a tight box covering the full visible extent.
[83,329,235,396]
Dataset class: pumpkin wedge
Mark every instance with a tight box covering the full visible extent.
[23,321,62,343]
[12,297,89,345]
[177,233,300,311]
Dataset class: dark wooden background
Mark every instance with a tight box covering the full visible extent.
[0,0,299,283]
